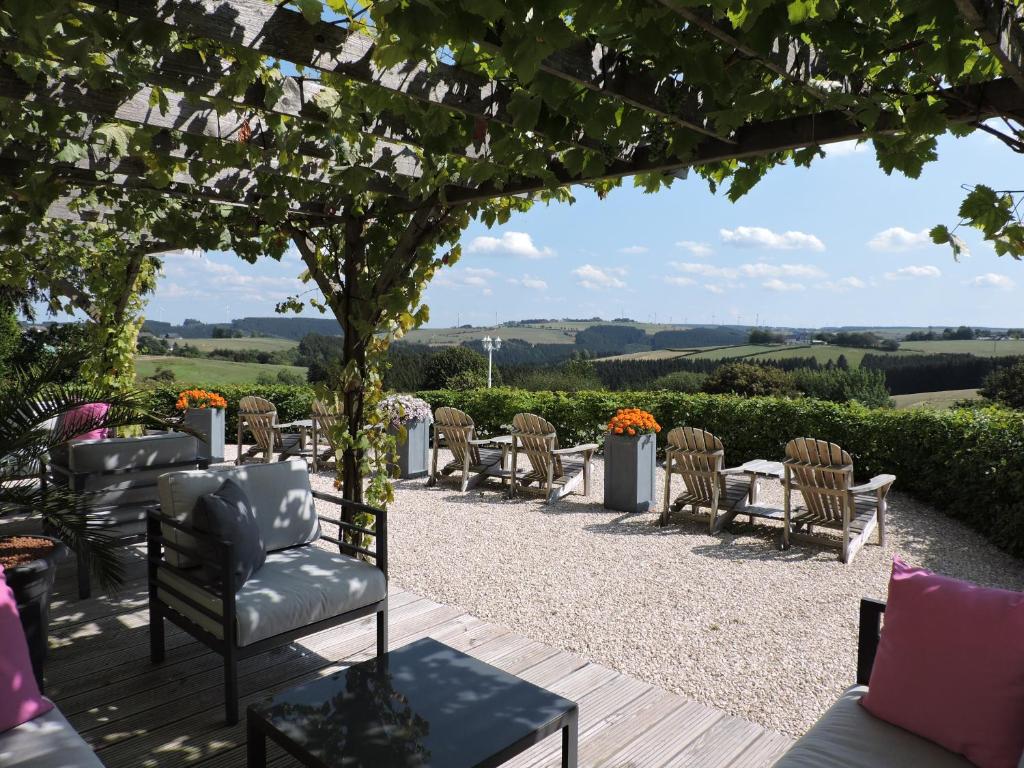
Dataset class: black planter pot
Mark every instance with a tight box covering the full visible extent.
[2,535,68,693]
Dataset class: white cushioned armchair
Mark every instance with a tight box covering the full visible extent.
[147,460,388,725]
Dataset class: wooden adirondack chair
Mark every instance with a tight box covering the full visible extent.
[661,427,761,532]
[427,407,505,491]
[783,437,896,564]
[235,395,281,465]
[510,413,596,503]
[310,398,341,472]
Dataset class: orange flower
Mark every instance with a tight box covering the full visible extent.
[606,407,660,436]
[176,389,227,411]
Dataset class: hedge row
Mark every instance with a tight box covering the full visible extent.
[144,383,1024,559]
[416,388,1024,559]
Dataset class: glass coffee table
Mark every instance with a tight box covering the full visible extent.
[247,637,579,767]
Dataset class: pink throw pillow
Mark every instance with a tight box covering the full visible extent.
[61,402,111,441]
[0,565,54,732]
[861,556,1024,768]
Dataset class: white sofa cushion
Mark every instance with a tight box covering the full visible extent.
[772,685,975,768]
[157,544,386,646]
[158,460,320,567]
[0,706,104,768]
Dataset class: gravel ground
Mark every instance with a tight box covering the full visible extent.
[228,446,1024,737]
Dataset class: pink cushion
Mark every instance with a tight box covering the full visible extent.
[0,565,53,732]
[861,557,1024,768]
[62,402,111,441]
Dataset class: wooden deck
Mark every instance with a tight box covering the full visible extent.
[35,545,793,767]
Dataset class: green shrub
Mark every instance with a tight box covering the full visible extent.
[416,387,1024,559]
[791,367,891,408]
[980,359,1024,409]
[703,362,795,397]
[143,383,314,435]
[650,371,706,393]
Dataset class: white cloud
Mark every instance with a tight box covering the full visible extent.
[720,226,825,252]
[573,264,626,290]
[824,140,869,157]
[508,274,549,291]
[763,279,806,292]
[885,265,942,280]
[738,263,825,278]
[464,266,498,278]
[968,272,1016,290]
[821,276,867,291]
[618,245,648,254]
[467,231,555,259]
[676,240,714,257]
[670,261,738,279]
[867,227,932,252]
[435,268,496,291]
[666,276,696,287]
[704,284,726,294]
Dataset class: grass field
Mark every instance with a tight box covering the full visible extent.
[136,356,307,385]
[891,389,981,410]
[898,339,1024,357]
[404,320,695,346]
[169,337,298,352]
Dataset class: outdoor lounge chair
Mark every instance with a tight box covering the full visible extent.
[46,431,207,599]
[510,412,596,503]
[310,398,340,472]
[427,406,504,491]
[235,395,282,464]
[148,459,388,725]
[783,438,896,564]
[661,427,760,532]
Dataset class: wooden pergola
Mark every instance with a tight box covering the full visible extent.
[1,0,1023,228]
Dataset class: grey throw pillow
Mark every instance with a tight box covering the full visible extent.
[193,478,266,588]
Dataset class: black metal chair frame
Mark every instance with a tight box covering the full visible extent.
[856,596,886,685]
[146,489,388,725]
[45,456,210,599]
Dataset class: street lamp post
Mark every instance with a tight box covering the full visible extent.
[482,335,501,388]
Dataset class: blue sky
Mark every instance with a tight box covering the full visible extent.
[150,130,1024,329]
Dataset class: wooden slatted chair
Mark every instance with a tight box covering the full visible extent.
[310,398,341,472]
[661,427,759,532]
[510,413,596,503]
[783,437,896,563]
[427,406,504,491]
[235,395,282,465]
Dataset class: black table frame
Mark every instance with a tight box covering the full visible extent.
[246,659,579,768]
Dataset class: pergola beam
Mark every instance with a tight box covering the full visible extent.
[954,0,1024,92]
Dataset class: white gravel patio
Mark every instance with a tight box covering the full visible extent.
[245,447,1024,738]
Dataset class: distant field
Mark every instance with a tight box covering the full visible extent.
[136,355,307,385]
[170,337,298,352]
[404,321,693,347]
[597,344,914,366]
[891,389,980,410]
[899,339,1024,357]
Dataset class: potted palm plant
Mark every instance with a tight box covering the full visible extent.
[603,408,661,513]
[0,355,171,685]
[378,394,433,479]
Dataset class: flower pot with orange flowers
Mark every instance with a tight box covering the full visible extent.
[604,408,661,513]
[176,389,227,461]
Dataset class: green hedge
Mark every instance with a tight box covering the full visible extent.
[143,384,314,435]
[416,388,1024,559]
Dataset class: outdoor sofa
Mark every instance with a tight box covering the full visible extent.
[772,598,975,767]
[0,705,104,768]
[46,430,207,599]
[147,459,388,724]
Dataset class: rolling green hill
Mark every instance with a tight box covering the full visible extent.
[136,356,307,385]
[174,337,298,353]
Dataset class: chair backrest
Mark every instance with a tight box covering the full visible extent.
[239,395,278,452]
[665,427,725,504]
[512,412,562,478]
[433,407,480,466]
[784,437,854,523]
[311,398,341,448]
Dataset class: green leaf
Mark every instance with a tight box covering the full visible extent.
[93,123,134,157]
[295,0,322,24]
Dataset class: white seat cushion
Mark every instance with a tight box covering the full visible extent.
[158,544,386,647]
[0,706,104,768]
[772,685,975,768]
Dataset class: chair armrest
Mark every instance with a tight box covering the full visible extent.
[552,443,598,456]
[719,466,752,476]
[857,597,887,685]
[310,490,387,577]
[849,474,896,495]
[468,438,496,446]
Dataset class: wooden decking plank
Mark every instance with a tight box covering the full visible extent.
[726,730,794,767]
[668,708,773,768]
[600,699,725,767]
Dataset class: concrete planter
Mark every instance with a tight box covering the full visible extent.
[184,407,225,462]
[603,432,657,513]
[388,417,430,479]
